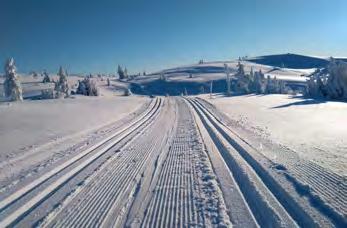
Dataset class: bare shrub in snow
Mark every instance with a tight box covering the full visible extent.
[3,58,23,101]
[76,77,99,96]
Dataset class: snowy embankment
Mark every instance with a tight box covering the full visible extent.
[0,95,149,179]
[202,93,347,176]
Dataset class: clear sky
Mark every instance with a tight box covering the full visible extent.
[1,0,346,74]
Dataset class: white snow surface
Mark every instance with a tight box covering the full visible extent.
[0,94,148,163]
[0,59,346,227]
[202,93,347,175]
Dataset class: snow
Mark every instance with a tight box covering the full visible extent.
[0,95,148,165]
[0,54,346,227]
[202,93,347,175]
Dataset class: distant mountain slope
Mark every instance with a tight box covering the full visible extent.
[162,65,225,74]
[246,53,330,69]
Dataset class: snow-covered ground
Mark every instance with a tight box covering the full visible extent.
[202,93,347,176]
[0,76,149,183]
[0,95,148,159]
[0,56,346,227]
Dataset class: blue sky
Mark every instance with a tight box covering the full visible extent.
[1,0,346,74]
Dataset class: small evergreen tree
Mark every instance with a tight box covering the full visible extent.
[42,71,51,83]
[76,77,99,96]
[107,78,111,86]
[224,63,231,96]
[124,67,128,78]
[254,70,266,94]
[234,62,252,93]
[118,65,125,80]
[3,58,23,101]
[55,66,69,97]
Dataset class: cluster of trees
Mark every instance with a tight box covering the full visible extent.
[307,59,347,100]
[231,62,286,95]
[2,58,103,101]
[117,65,146,80]
[76,77,99,96]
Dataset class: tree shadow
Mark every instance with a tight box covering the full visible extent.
[271,96,328,109]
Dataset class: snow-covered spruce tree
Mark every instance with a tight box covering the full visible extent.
[272,76,280,93]
[326,59,347,99]
[279,80,287,94]
[306,72,322,97]
[233,62,252,93]
[254,70,266,94]
[124,67,128,79]
[42,71,51,83]
[265,75,273,94]
[237,61,245,75]
[224,63,231,96]
[3,58,23,101]
[306,59,347,100]
[54,66,69,97]
[76,77,99,96]
[117,65,125,80]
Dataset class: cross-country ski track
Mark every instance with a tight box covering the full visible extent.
[0,97,346,227]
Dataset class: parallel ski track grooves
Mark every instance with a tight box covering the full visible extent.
[49,98,167,227]
[0,98,161,227]
[0,99,152,198]
[187,98,303,227]
[141,99,204,227]
[195,98,347,226]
